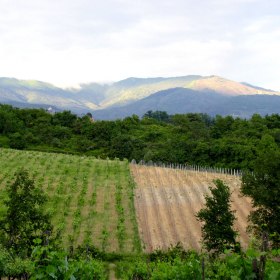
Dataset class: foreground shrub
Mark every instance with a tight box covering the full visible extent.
[116,248,280,280]
[31,243,107,280]
[0,245,33,278]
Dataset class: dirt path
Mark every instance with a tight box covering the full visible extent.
[108,263,117,280]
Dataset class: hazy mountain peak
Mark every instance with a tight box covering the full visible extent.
[240,82,274,92]
[1,75,280,118]
[0,77,58,90]
[189,75,279,96]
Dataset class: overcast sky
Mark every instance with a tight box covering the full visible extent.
[0,0,280,89]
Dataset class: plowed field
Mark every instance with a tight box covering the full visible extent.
[130,164,252,252]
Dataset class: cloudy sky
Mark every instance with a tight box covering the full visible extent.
[0,0,280,89]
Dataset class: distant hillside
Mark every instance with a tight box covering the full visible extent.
[0,77,97,113]
[92,75,279,108]
[0,100,61,112]
[92,88,229,119]
[211,95,280,118]
[188,76,276,96]
[92,88,280,120]
[98,75,203,107]
[0,75,279,118]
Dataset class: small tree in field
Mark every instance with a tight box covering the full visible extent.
[0,170,52,256]
[196,179,237,254]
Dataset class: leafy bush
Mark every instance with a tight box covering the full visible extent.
[0,245,33,278]
[31,243,107,279]
[116,248,280,280]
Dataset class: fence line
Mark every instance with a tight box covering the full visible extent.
[130,159,243,177]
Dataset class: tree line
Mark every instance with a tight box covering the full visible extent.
[0,104,280,170]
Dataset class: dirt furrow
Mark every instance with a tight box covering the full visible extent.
[145,166,174,249]
[171,186,201,249]
[159,168,203,248]
[131,164,251,251]
[153,168,181,246]
[134,188,153,251]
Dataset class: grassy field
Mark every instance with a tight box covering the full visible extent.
[0,148,141,254]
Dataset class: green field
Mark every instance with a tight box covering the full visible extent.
[0,148,141,253]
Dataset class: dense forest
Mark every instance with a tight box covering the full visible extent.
[0,104,280,170]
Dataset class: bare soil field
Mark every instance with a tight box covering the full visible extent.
[130,164,252,252]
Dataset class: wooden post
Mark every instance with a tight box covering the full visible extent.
[252,232,268,280]
[202,257,205,280]
[252,258,259,279]
[259,232,268,280]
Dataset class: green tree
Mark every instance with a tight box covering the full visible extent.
[52,110,77,128]
[143,110,170,122]
[196,179,237,254]
[9,132,26,150]
[241,136,280,248]
[0,170,52,256]
[211,115,234,138]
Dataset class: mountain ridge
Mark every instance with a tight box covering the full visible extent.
[0,75,279,118]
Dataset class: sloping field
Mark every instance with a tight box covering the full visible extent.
[130,164,252,252]
[0,148,141,253]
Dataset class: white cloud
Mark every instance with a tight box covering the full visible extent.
[0,0,279,90]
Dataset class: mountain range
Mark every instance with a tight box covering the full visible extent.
[1,75,280,119]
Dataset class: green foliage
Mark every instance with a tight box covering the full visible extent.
[0,135,9,147]
[1,244,279,279]
[149,243,190,263]
[115,247,197,280]
[241,136,280,247]
[0,104,280,169]
[52,110,77,128]
[116,248,280,280]
[143,110,171,123]
[196,179,238,254]
[9,132,26,149]
[0,245,33,278]
[115,182,126,251]
[150,256,202,280]
[0,169,52,256]
[31,242,107,280]
[0,149,141,253]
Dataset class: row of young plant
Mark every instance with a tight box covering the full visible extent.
[0,155,117,279]
[0,149,141,252]
[115,160,127,251]
[101,161,111,252]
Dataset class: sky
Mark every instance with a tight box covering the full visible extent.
[0,0,280,90]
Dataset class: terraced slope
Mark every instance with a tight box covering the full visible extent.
[0,149,141,253]
[130,164,252,252]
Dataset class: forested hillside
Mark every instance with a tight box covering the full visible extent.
[1,104,280,170]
